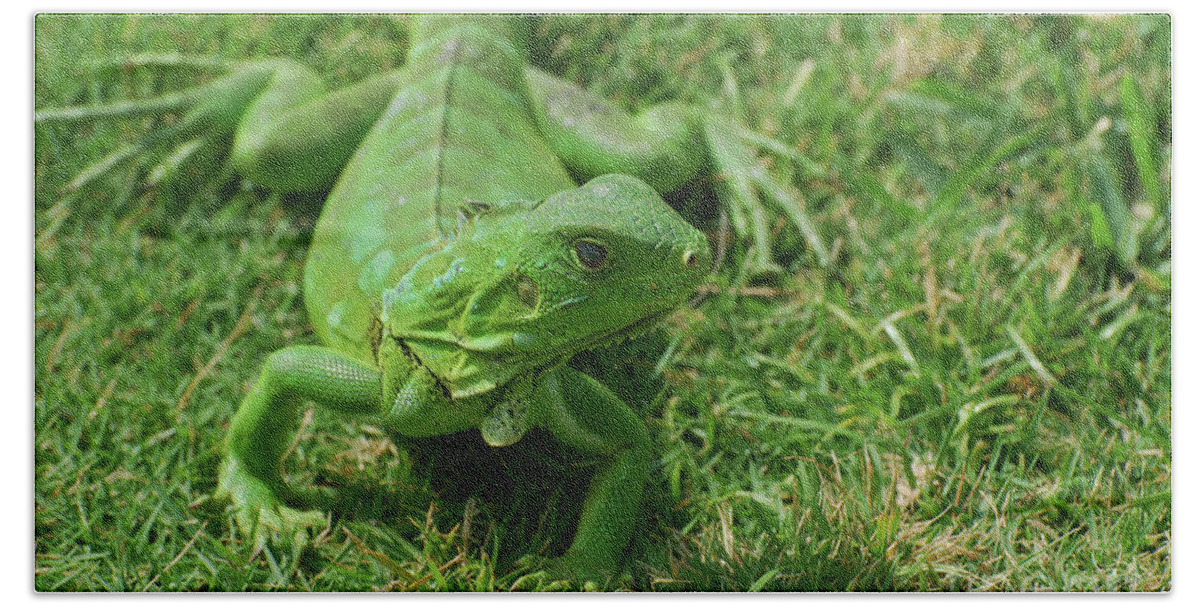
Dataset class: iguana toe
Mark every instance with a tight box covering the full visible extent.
[218,457,328,547]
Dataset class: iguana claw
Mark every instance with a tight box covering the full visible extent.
[216,457,328,547]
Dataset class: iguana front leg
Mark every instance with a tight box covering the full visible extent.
[217,345,384,545]
[530,366,653,583]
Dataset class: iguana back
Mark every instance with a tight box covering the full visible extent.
[304,16,576,358]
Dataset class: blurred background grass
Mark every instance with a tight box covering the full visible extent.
[34,13,1170,591]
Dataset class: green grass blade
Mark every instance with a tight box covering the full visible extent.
[933,126,1045,214]
[1081,148,1137,268]
[1119,73,1163,214]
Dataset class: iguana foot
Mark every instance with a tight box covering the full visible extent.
[542,552,618,589]
[216,457,328,547]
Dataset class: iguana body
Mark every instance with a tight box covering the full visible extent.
[219,16,710,581]
[307,17,584,361]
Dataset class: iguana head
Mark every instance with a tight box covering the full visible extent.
[382,174,710,398]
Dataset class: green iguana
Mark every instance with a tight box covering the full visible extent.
[36,14,813,583]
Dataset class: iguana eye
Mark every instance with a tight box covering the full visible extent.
[573,239,608,270]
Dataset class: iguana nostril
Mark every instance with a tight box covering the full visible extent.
[682,250,697,268]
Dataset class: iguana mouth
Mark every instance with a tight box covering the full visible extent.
[585,307,676,353]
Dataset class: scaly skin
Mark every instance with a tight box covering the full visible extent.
[220,17,712,582]
[35,14,824,583]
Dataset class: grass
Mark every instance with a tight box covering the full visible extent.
[34,13,1170,591]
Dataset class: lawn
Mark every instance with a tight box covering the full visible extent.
[34,13,1170,591]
